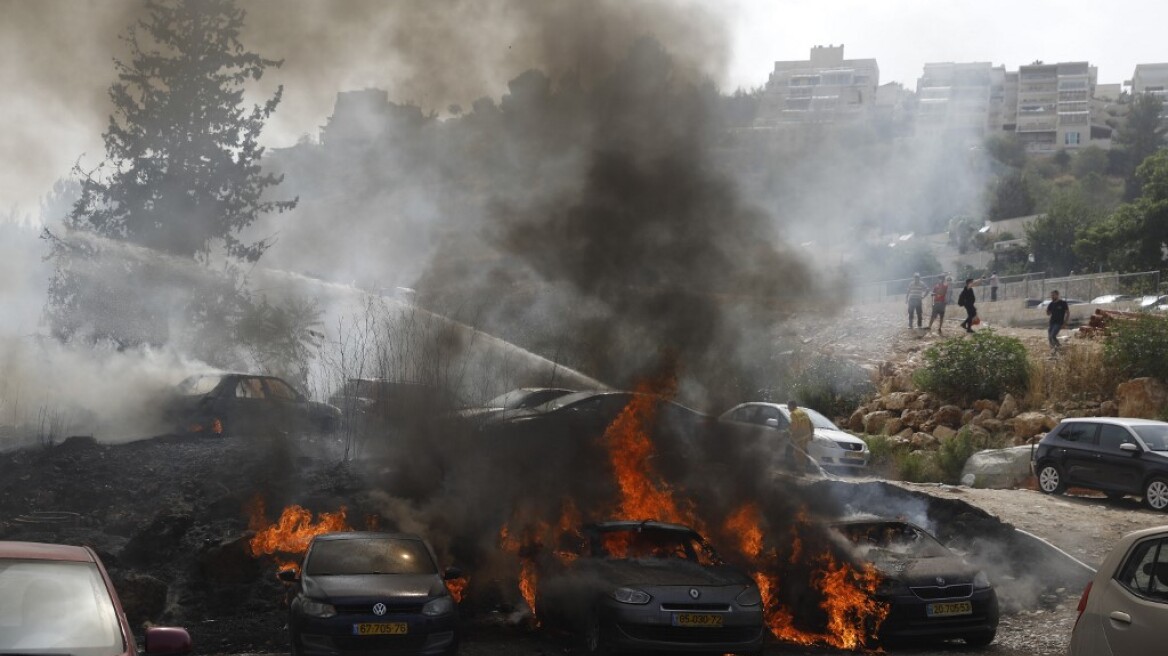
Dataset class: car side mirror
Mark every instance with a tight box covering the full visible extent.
[278,568,300,583]
[144,627,192,655]
[1120,443,1141,453]
[764,418,779,428]
[443,566,465,581]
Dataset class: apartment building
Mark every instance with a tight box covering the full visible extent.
[1015,61,1110,152]
[756,45,879,127]
[1131,63,1168,99]
[915,62,1006,143]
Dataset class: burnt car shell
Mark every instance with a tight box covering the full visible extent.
[165,373,339,437]
[286,532,458,656]
[832,519,998,646]
[536,521,765,654]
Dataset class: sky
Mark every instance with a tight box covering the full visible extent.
[1,0,1166,221]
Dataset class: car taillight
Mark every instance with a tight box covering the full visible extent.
[1073,581,1092,630]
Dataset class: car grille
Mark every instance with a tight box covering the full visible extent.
[659,603,732,612]
[835,441,864,451]
[334,602,424,615]
[618,624,763,644]
[910,584,973,600]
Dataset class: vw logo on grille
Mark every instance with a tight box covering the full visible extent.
[372,602,387,616]
[936,577,946,587]
[688,588,701,600]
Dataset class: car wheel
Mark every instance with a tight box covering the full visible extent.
[964,630,996,647]
[1036,462,1066,495]
[1145,478,1168,511]
[584,612,611,655]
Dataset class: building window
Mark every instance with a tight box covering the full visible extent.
[1065,132,1081,145]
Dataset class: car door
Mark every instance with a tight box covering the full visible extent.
[1093,534,1168,655]
[1095,424,1146,494]
[263,377,309,434]
[1056,422,1102,487]
[231,376,271,435]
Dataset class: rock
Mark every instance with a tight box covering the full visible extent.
[863,411,892,435]
[901,409,929,430]
[112,573,168,629]
[935,405,963,428]
[1101,400,1118,417]
[911,432,938,450]
[895,428,914,442]
[884,418,905,435]
[997,393,1019,420]
[972,409,995,426]
[933,425,958,441]
[1117,377,1168,419]
[973,399,1001,414]
[1013,411,1053,438]
[884,392,915,411]
[967,424,991,441]
[960,446,1036,489]
[981,418,1006,434]
[961,409,976,425]
[869,397,886,411]
[848,409,866,432]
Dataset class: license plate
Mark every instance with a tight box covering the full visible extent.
[353,622,408,635]
[672,613,723,627]
[926,601,973,618]
[841,458,865,464]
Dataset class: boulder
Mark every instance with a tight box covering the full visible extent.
[935,405,963,428]
[980,418,1006,434]
[869,397,886,411]
[1013,411,1053,438]
[933,425,959,441]
[1101,400,1118,417]
[1117,377,1168,419]
[894,428,914,442]
[966,424,992,441]
[960,446,1036,489]
[961,409,976,425]
[884,418,905,436]
[901,409,929,430]
[884,392,915,412]
[863,411,892,435]
[911,432,938,450]
[972,409,995,426]
[847,409,866,432]
[973,399,1001,414]
[997,393,1019,420]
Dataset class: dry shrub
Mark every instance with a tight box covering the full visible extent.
[1026,341,1120,408]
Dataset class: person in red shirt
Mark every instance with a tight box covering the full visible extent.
[926,275,949,335]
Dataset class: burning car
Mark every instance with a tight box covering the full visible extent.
[282,532,462,656]
[535,520,765,655]
[455,387,577,425]
[830,518,998,646]
[165,372,340,438]
[0,540,192,656]
[719,402,870,470]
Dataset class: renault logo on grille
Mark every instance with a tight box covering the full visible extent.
[688,588,701,599]
[372,602,387,616]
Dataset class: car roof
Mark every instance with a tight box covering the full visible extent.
[1057,417,1168,427]
[0,541,96,562]
[311,531,426,543]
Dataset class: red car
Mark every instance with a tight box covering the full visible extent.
[0,541,192,656]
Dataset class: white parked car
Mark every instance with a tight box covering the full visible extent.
[718,402,870,469]
[1068,525,1168,655]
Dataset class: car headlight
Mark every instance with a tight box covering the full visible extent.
[611,587,651,604]
[876,578,911,596]
[301,598,336,618]
[422,596,455,616]
[974,571,992,590]
[735,586,762,607]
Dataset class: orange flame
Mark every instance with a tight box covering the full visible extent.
[446,576,469,604]
[247,496,350,573]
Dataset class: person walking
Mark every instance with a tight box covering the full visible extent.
[958,278,980,333]
[1046,290,1070,353]
[926,275,949,335]
[990,271,1000,302]
[787,400,814,472]
[906,273,927,328]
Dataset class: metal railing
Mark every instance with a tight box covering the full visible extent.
[855,272,1046,305]
[853,270,1163,306]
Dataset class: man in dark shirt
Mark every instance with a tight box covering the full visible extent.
[958,278,980,333]
[1046,290,1070,352]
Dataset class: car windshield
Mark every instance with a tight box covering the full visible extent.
[305,538,437,576]
[177,375,223,396]
[0,559,124,656]
[595,528,714,564]
[801,407,841,431]
[835,522,951,559]
[1134,425,1168,451]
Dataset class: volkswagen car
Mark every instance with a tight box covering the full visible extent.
[283,532,461,656]
[0,540,192,656]
[535,521,765,654]
[719,402,870,470]
[1032,418,1168,510]
[831,519,998,646]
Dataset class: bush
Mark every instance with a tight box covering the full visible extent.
[1104,314,1168,382]
[912,330,1029,403]
[788,352,874,418]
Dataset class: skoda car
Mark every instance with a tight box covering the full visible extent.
[1032,418,1168,510]
[535,521,765,654]
[831,519,998,646]
[284,532,462,656]
[0,540,192,656]
[719,402,870,470]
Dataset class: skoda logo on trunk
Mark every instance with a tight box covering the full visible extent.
[372,602,387,616]
[688,588,700,600]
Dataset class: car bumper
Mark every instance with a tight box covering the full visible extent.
[811,444,870,468]
[292,613,458,656]
[877,589,999,640]
[601,604,765,652]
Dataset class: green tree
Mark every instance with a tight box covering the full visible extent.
[1076,149,1168,271]
[46,0,295,348]
[1116,93,1166,200]
[1024,192,1098,275]
[987,171,1036,220]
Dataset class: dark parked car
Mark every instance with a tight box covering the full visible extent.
[497,391,711,437]
[166,372,341,437]
[1032,418,1168,510]
[456,387,577,425]
[283,532,461,656]
[831,519,999,646]
[328,379,451,432]
[0,540,192,656]
[535,521,765,655]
